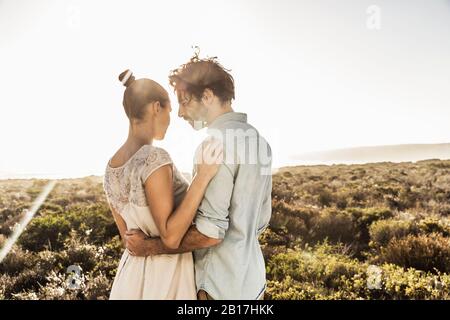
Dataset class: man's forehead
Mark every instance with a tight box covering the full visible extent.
[176,90,189,101]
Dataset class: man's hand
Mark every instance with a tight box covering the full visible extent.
[125,229,151,257]
[124,226,221,257]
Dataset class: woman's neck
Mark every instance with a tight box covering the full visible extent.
[126,125,153,149]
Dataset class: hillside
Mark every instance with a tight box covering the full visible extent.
[292,143,450,164]
[1,159,450,299]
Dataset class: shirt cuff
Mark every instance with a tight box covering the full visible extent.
[195,215,227,240]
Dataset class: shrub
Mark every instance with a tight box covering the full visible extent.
[0,274,15,299]
[266,243,450,300]
[0,245,37,275]
[267,276,330,300]
[49,197,70,208]
[381,263,450,299]
[270,200,313,241]
[309,209,355,244]
[354,208,394,227]
[317,189,334,207]
[268,243,364,285]
[259,228,289,246]
[346,207,394,245]
[378,233,450,273]
[266,243,370,299]
[83,272,112,300]
[3,267,48,296]
[369,219,417,247]
[417,217,450,237]
[13,271,81,300]
[64,203,116,245]
[11,270,112,300]
[60,231,102,273]
[36,203,64,215]
[19,214,71,251]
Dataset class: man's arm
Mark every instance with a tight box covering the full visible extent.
[125,225,221,256]
[126,154,235,256]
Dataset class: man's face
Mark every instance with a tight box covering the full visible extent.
[177,90,208,130]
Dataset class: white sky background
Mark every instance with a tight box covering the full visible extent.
[0,0,449,178]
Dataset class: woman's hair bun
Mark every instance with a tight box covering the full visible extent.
[118,69,135,87]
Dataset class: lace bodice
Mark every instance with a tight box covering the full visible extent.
[103,145,189,214]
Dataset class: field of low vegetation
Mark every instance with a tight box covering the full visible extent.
[1,159,450,299]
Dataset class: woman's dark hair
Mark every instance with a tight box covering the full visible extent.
[168,54,235,104]
[118,69,169,121]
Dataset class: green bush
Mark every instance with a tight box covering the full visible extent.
[266,243,450,300]
[369,219,417,247]
[346,207,394,245]
[18,203,116,252]
[309,209,355,244]
[267,243,370,299]
[381,263,450,300]
[37,203,64,215]
[259,228,289,246]
[268,243,365,287]
[417,217,450,236]
[351,207,394,228]
[378,233,450,273]
[64,203,116,245]
[270,200,314,241]
[316,189,334,207]
[267,276,330,300]
[19,214,71,251]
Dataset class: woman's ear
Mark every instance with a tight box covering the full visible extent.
[155,101,162,113]
[149,101,161,116]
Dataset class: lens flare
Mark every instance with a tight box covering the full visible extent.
[0,180,57,263]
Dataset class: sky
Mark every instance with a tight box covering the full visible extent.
[1,0,449,178]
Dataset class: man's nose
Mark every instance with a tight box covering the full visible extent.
[178,107,184,118]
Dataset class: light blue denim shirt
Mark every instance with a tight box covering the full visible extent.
[192,112,272,300]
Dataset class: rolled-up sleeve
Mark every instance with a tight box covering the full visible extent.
[194,164,235,239]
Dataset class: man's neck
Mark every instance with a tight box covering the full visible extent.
[206,105,234,127]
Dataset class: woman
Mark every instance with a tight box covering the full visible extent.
[103,69,222,299]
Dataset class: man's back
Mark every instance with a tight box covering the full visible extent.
[193,112,272,300]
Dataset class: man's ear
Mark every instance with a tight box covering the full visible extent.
[202,88,214,105]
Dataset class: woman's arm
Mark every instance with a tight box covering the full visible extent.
[125,225,221,256]
[144,142,222,249]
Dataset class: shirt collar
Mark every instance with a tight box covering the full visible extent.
[207,112,247,130]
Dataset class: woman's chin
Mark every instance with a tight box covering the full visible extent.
[154,133,166,141]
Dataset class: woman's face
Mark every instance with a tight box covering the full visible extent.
[152,101,172,140]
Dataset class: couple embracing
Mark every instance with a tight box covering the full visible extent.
[103,55,272,300]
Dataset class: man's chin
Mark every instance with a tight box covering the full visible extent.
[192,120,206,131]
[184,119,205,130]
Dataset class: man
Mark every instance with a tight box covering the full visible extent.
[125,55,272,300]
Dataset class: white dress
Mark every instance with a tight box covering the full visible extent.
[103,144,197,300]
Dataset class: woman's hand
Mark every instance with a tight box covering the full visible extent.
[195,138,224,180]
[141,137,224,250]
